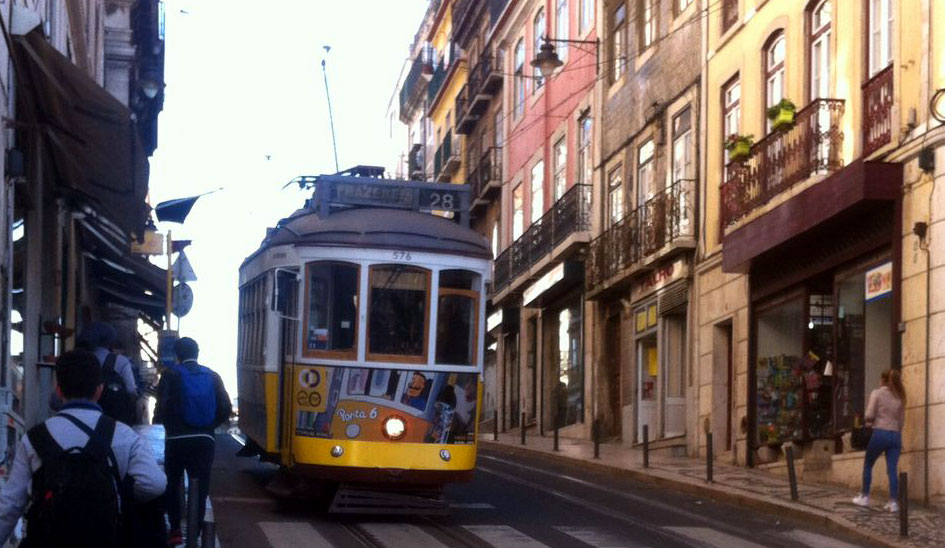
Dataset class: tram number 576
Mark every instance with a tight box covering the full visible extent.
[392,250,412,261]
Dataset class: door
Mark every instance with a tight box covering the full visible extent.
[506,330,520,428]
[636,334,658,442]
[662,315,686,438]
[604,314,622,438]
[528,317,538,423]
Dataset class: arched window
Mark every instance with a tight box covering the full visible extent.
[809,0,832,100]
[764,32,786,131]
[534,8,546,88]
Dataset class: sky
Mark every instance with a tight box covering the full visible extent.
[148,0,429,396]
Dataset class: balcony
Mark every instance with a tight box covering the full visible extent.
[451,0,479,47]
[407,143,424,180]
[587,179,697,295]
[427,59,447,105]
[456,54,503,136]
[399,54,429,123]
[433,130,461,182]
[720,98,845,228]
[493,184,591,296]
[470,147,502,212]
[862,65,893,157]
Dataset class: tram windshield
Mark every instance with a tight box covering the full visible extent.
[305,262,359,358]
[436,270,480,366]
[367,265,430,362]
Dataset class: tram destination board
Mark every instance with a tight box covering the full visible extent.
[327,181,465,212]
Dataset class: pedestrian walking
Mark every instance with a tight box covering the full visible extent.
[0,349,166,548]
[852,368,906,512]
[75,321,139,425]
[155,337,231,546]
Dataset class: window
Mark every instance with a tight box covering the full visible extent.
[809,0,832,100]
[556,0,569,62]
[580,0,594,35]
[304,262,359,358]
[640,0,656,50]
[435,270,481,366]
[868,0,893,76]
[637,139,656,205]
[765,33,786,131]
[491,221,500,258]
[513,183,525,239]
[367,265,430,362]
[238,275,268,365]
[531,160,545,224]
[578,114,592,185]
[721,0,738,33]
[554,137,567,200]
[534,9,546,89]
[612,4,627,81]
[607,166,625,226]
[676,0,693,14]
[494,109,504,148]
[672,107,693,182]
[555,303,584,427]
[722,76,741,165]
[514,39,525,118]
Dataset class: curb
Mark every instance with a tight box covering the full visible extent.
[481,441,912,548]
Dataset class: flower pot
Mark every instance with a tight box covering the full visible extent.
[729,140,751,162]
[771,107,796,131]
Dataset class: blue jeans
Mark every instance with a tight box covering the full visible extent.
[862,428,902,499]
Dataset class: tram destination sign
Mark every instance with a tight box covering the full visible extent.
[328,181,465,212]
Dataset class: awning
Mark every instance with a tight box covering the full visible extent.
[722,161,901,273]
[13,28,150,237]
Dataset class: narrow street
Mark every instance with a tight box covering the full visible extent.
[210,434,879,548]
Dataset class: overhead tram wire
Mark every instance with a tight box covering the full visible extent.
[322,45,340,173]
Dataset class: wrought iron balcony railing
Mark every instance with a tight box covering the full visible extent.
[470,146,502,201]
[720,98,844,228]
[862,65,893,157]
[587,179,696,293]
[433,130,461,182]
[399,53,429,121]
[493,184,591,294]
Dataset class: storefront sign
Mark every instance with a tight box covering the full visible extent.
[486,309,503,332]
[631,259,689,302]
[523,263,566,306]
[865,262,892,301]
[130,230,164,255]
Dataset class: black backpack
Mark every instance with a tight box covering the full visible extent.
[24,414,122,548]
[99,353,137,425]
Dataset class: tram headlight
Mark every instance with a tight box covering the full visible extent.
[382,416,407,440]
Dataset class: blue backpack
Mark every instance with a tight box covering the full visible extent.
[174,364,217,428]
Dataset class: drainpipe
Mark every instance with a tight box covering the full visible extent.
[923,178,933,507]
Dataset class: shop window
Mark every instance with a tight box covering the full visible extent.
[435,270,480,366]
[304,262,359,358]
[367,265,430,362]
[755,295,806,446]
[555,303,584,427]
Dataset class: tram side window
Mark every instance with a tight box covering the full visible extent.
[436,270,480,366]
[367,265,430,362]
[305,262,359,358]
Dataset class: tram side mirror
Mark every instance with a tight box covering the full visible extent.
[272,268,300,319]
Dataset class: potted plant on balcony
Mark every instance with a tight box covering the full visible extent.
[724,134,754,163]
[767,98,797,131]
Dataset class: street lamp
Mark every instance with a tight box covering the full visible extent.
[530,36,601,80]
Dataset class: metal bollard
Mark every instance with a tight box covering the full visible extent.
[202,521,216,548]
[899,472,908,537]
[785,445,799,501]
[643,425,649,469]
[186,478,200,548]
[593,418,600,459]
[706,432,713,483]
[520,412,526,445]
[553,417,559,452]
[493,410,499,441]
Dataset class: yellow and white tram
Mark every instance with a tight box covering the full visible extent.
[236,167,490,504]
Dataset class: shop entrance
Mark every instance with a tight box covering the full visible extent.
[505,329,520,429]
[636,334,657,441]
[634,300,687,442]
[603,313,622,438]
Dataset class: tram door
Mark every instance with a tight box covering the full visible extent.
[275,270,300,459]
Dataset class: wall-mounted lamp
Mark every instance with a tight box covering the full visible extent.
[932,88,945,124]
[530,35,600,80]
[138,65,164,99]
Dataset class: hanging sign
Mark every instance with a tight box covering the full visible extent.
[173,283,194,317]
[130,230,164,255]
[173,250,198,282]
[865,262,892,301]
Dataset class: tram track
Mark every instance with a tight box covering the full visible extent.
[339,518,490,548]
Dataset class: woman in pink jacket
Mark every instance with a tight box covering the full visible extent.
[852,369,906,512]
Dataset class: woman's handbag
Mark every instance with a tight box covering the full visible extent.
[851,426,873,450]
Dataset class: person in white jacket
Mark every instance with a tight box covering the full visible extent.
[0,348,166,545]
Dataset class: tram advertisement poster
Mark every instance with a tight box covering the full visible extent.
[294,367,478,444]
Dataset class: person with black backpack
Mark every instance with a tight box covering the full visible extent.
[71,321,139,425]
[0,349,166,547]
[154,337,231,547]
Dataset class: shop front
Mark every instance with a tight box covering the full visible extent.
[630,259,690,443]
[721,161,902,466]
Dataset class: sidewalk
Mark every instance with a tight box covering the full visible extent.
[480,431,944,548]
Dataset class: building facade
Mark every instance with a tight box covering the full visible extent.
[392,0,945,502]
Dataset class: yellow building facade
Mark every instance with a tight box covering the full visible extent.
[427,1,468,185]
[697,0,945,502]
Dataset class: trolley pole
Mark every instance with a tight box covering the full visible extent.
[321,46,340,172]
